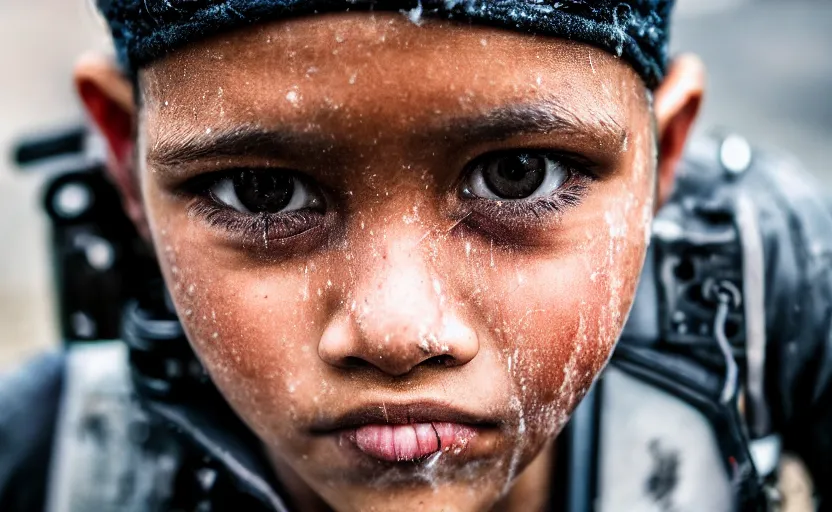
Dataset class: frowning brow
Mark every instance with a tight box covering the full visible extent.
[146,97,626,172]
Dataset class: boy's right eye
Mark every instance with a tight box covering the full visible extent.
[208,169,323,214]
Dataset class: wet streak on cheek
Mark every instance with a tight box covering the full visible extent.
[506,275,608,428]
[587,133,653,361]
[449,248,605,496]
[494,133,653,450]
[444,243,580,486]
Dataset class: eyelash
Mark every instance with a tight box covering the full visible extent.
[457,173,591,243]
[513,177,589,218]
[187,201,317,241]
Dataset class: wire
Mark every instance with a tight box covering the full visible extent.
[713,289,739,404]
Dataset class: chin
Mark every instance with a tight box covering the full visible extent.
[319,479,508,512]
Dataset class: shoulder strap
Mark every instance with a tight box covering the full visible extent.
[0,353,64,512]
[46,342,181,512]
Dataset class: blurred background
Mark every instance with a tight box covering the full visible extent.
[1,0,831,370]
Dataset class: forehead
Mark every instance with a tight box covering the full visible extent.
[139,13,648,141]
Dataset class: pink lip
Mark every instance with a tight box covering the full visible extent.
[344,422,477,462]
[310,401,499,463]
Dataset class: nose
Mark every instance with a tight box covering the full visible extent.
[318,237,479,377]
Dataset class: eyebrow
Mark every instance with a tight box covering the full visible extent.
[147,125,335,170]
[146,96,627,172]
[445,96,626,145]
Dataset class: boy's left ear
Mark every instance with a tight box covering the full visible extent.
[74,53,150,240]
[653,54,705,209]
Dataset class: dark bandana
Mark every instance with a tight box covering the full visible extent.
[98,0,674,88]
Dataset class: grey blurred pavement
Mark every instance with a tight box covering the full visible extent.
[0,0,831,369]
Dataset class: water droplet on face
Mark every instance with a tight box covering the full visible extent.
[405,2,423,25]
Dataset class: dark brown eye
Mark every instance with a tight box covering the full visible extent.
[233,171,294,213]
[464,152,569,200]
[482,154,546,199]
[209,170,321,214]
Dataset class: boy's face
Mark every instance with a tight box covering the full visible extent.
[136,13,656,511]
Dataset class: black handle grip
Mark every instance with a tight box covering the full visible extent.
[13,127,87,167]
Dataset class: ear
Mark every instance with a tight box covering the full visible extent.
[74,53,150,240]
[653,54,705,209]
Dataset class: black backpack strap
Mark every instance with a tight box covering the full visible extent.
[0,353,64,512]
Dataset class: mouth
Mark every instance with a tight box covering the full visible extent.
[310,401,501,463]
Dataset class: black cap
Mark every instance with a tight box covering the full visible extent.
[98,0,674,88]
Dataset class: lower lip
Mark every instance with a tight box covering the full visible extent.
[343,422,478,462]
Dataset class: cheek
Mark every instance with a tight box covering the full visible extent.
[482,247,642,439]
[146,196,330,439]
[485,150,654,436]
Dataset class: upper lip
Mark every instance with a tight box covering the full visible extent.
[309,400,500,434]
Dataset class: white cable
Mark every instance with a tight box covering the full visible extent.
[714,293,739,404]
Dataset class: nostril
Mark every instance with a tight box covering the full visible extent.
[425,355,455,367]
[342,356,372,369]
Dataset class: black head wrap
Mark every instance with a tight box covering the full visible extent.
[97,0,674,88]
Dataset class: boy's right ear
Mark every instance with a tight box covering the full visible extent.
[74,54,150,240]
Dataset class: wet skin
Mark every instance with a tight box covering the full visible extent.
[137,13,656,512]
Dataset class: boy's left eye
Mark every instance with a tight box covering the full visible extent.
[463,152,571,201]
